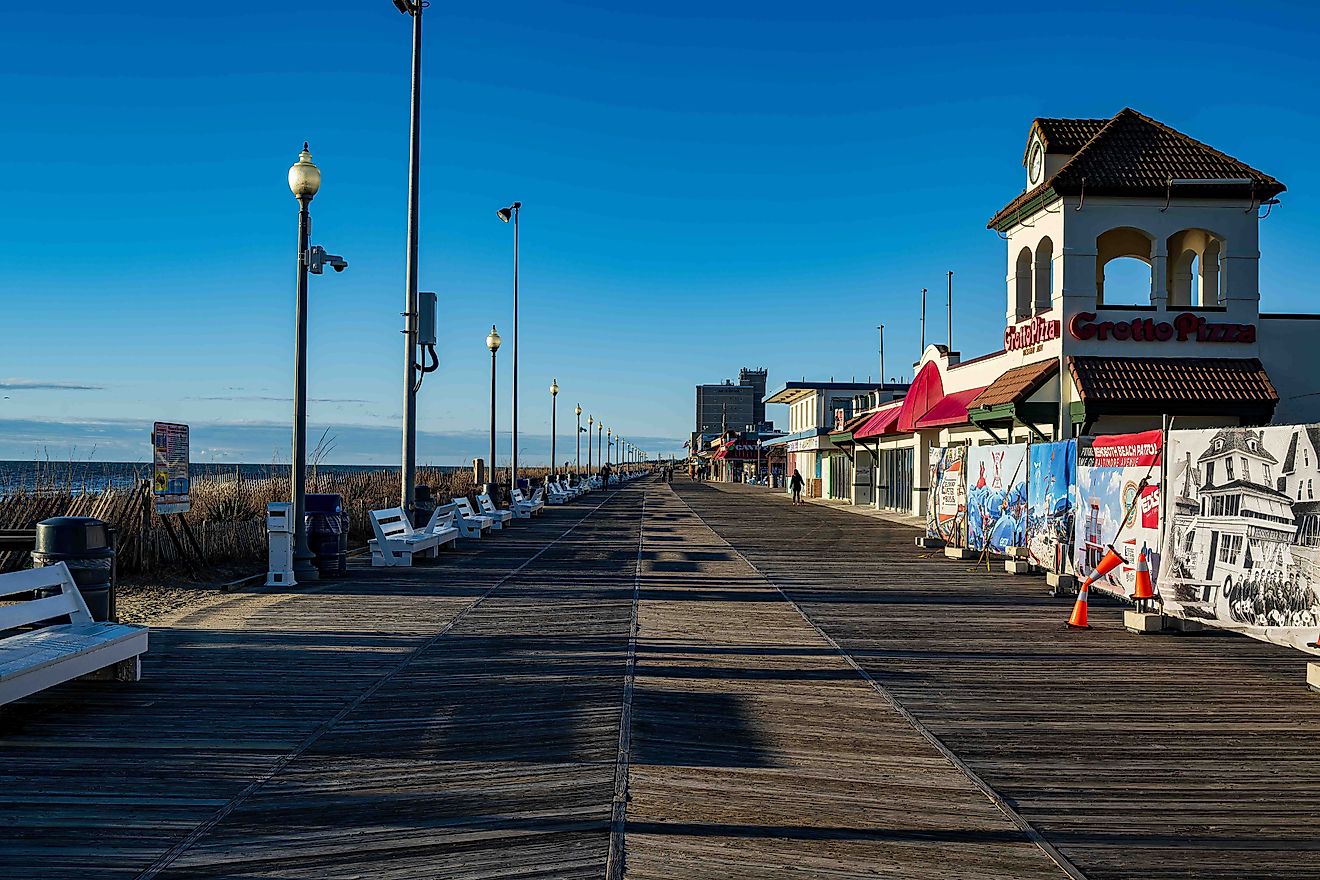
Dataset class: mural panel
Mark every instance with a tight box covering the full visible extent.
[1074,430,1163,599]
[926,446,967,547]
[966,444,1028,555]
[1026,439,1076,575]
[1159,425,1320,655]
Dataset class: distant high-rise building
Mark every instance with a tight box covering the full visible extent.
[694,367,770,438]
[739,367,768,428]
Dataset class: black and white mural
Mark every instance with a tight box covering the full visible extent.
[1159,425,1320,654]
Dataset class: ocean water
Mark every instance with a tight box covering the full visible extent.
[0,461,462,495]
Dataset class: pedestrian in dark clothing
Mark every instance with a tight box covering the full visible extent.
[790,469,805,505]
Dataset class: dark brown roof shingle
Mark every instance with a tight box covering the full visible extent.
[1025,118,1109,162]
[970,359,1058,409]
[990,108,1286,229]
[1068,356,1278,418]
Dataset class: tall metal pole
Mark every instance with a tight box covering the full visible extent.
[400,1,423,511]
[511,206,520,491]
[588,415,594,475]
[598,424,603,471]
[576,406,582,475]
[920,287,927,356]
[489,347,497,487]
[292,195,317,582]
[877,324,885,384]
[550,381,558,481]
[947,270,954,352]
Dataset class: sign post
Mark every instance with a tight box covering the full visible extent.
[152,422,191,515]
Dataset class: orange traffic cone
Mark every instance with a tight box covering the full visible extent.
[1066,582,1091,628]
[1129,549,1156,603]
[1068,545,1123,629]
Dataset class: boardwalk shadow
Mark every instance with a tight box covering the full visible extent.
[630,686,775,768]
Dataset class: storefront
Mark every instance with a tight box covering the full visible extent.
[847,108,1320,517]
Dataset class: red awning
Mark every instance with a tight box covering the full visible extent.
[912,386,987,429]
[896,361,946,433]
[852,404,903,440]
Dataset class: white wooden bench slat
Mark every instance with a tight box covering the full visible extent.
[0,565,89,599]
[0,592,88,632]
[0,624,146,681]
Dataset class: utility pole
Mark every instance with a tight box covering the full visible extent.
[877,324,885,384]
[396,0,423,512]
[947,271,953,352]
[920,287,927,356]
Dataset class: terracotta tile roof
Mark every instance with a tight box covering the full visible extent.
[1025,117,1108,162]
[970,360,1057,409]
[990,108,1286,229]
[1068,356,1278,415]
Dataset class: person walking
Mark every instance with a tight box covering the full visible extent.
[790,468,805,505]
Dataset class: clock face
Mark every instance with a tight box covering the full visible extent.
[1028,141,1044,185]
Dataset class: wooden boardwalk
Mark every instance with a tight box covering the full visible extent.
[677,480,1320,880]
[3,476,1318,878]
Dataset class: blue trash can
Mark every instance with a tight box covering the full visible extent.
[305,494,347,578]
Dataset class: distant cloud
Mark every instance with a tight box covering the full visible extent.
[0,379,103,391]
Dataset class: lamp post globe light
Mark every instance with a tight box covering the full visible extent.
[497,201,521,491]
[575,403,583,476]
[287,143,347,584]
[549,378,559,484]
[486,325,501,494]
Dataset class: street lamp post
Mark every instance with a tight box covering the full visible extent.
[597,423,603,473]
[392,0,424,513]
[486,325,501,494]
[286,144,346,583]
[550,378,559,483]
[497,202,521,490]
[587,414,594,475]
[575,404,582,476]
[606,428,612,468]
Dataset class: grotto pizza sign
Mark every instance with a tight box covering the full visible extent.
[1005,315,1062,352]
[1068,311,1256,344]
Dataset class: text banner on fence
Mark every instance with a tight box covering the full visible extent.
[1074,430,1162,598]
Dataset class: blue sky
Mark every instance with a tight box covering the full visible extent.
[3,1,1320,465]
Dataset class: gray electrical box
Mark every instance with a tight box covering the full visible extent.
[418,291,437,346]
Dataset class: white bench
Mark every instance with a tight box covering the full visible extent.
[452,498,494,538]
[1,563,148,706]
[476,493,514,529]
[546,482,571,504]
[558,479,585,498]
[369,506,454,567]
[510,488,544,519]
